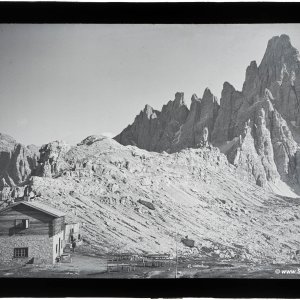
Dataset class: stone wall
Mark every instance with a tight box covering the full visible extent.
[0,234,53,266]
[0,231,66,266]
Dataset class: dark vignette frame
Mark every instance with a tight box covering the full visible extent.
[0,1,300,298]
[0,2,300,24]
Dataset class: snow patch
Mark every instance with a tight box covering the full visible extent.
[173,125,183,145]
[218,137,239,155]
[267,180,299,198]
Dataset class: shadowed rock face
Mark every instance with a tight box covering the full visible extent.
[212,82,243,146]
[114,92,189,152]
[115,34,300,194]
[0,133,39,189]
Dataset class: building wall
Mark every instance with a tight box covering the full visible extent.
[0,204,53,236]
[51,217,65,236]
[0,204,66,265]
[52,231,64,264]
[0,234,53,265]
[0,231,66,265]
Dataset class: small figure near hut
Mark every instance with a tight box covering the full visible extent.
[64,221,81,243]
[72,241,76,253]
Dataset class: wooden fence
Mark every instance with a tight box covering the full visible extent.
[106,253,173,273]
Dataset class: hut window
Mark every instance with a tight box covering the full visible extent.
[15,219,29,229]
[14,247,28,258]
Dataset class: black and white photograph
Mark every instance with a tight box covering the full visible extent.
[1,20,300,283]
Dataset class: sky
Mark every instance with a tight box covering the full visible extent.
[1,24,300,146]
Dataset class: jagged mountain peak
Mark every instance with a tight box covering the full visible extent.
[259,34,300,91]
[266,34,293,51]
[263,34,298,62]
[249,60,258,68]
[174,91,185,106]
[202,87,213,99]
[242,61,259,97]
[222,81,236,92]
[203,87,212,95]
[115,34,300,197]
[202,88,219,106]
[164,92,187,112]
[191,93,200,103]
[142,104,158,119]
[143,104,154,113]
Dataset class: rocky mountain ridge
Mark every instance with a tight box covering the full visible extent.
[115,34,300,195]
[1,135,299,264]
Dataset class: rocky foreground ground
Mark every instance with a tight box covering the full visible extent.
[1,250,299,278]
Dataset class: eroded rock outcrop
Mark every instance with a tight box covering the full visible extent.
[0,133,39,190]
[36,140,71,177]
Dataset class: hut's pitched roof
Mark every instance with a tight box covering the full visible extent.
[0,201,66,218]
